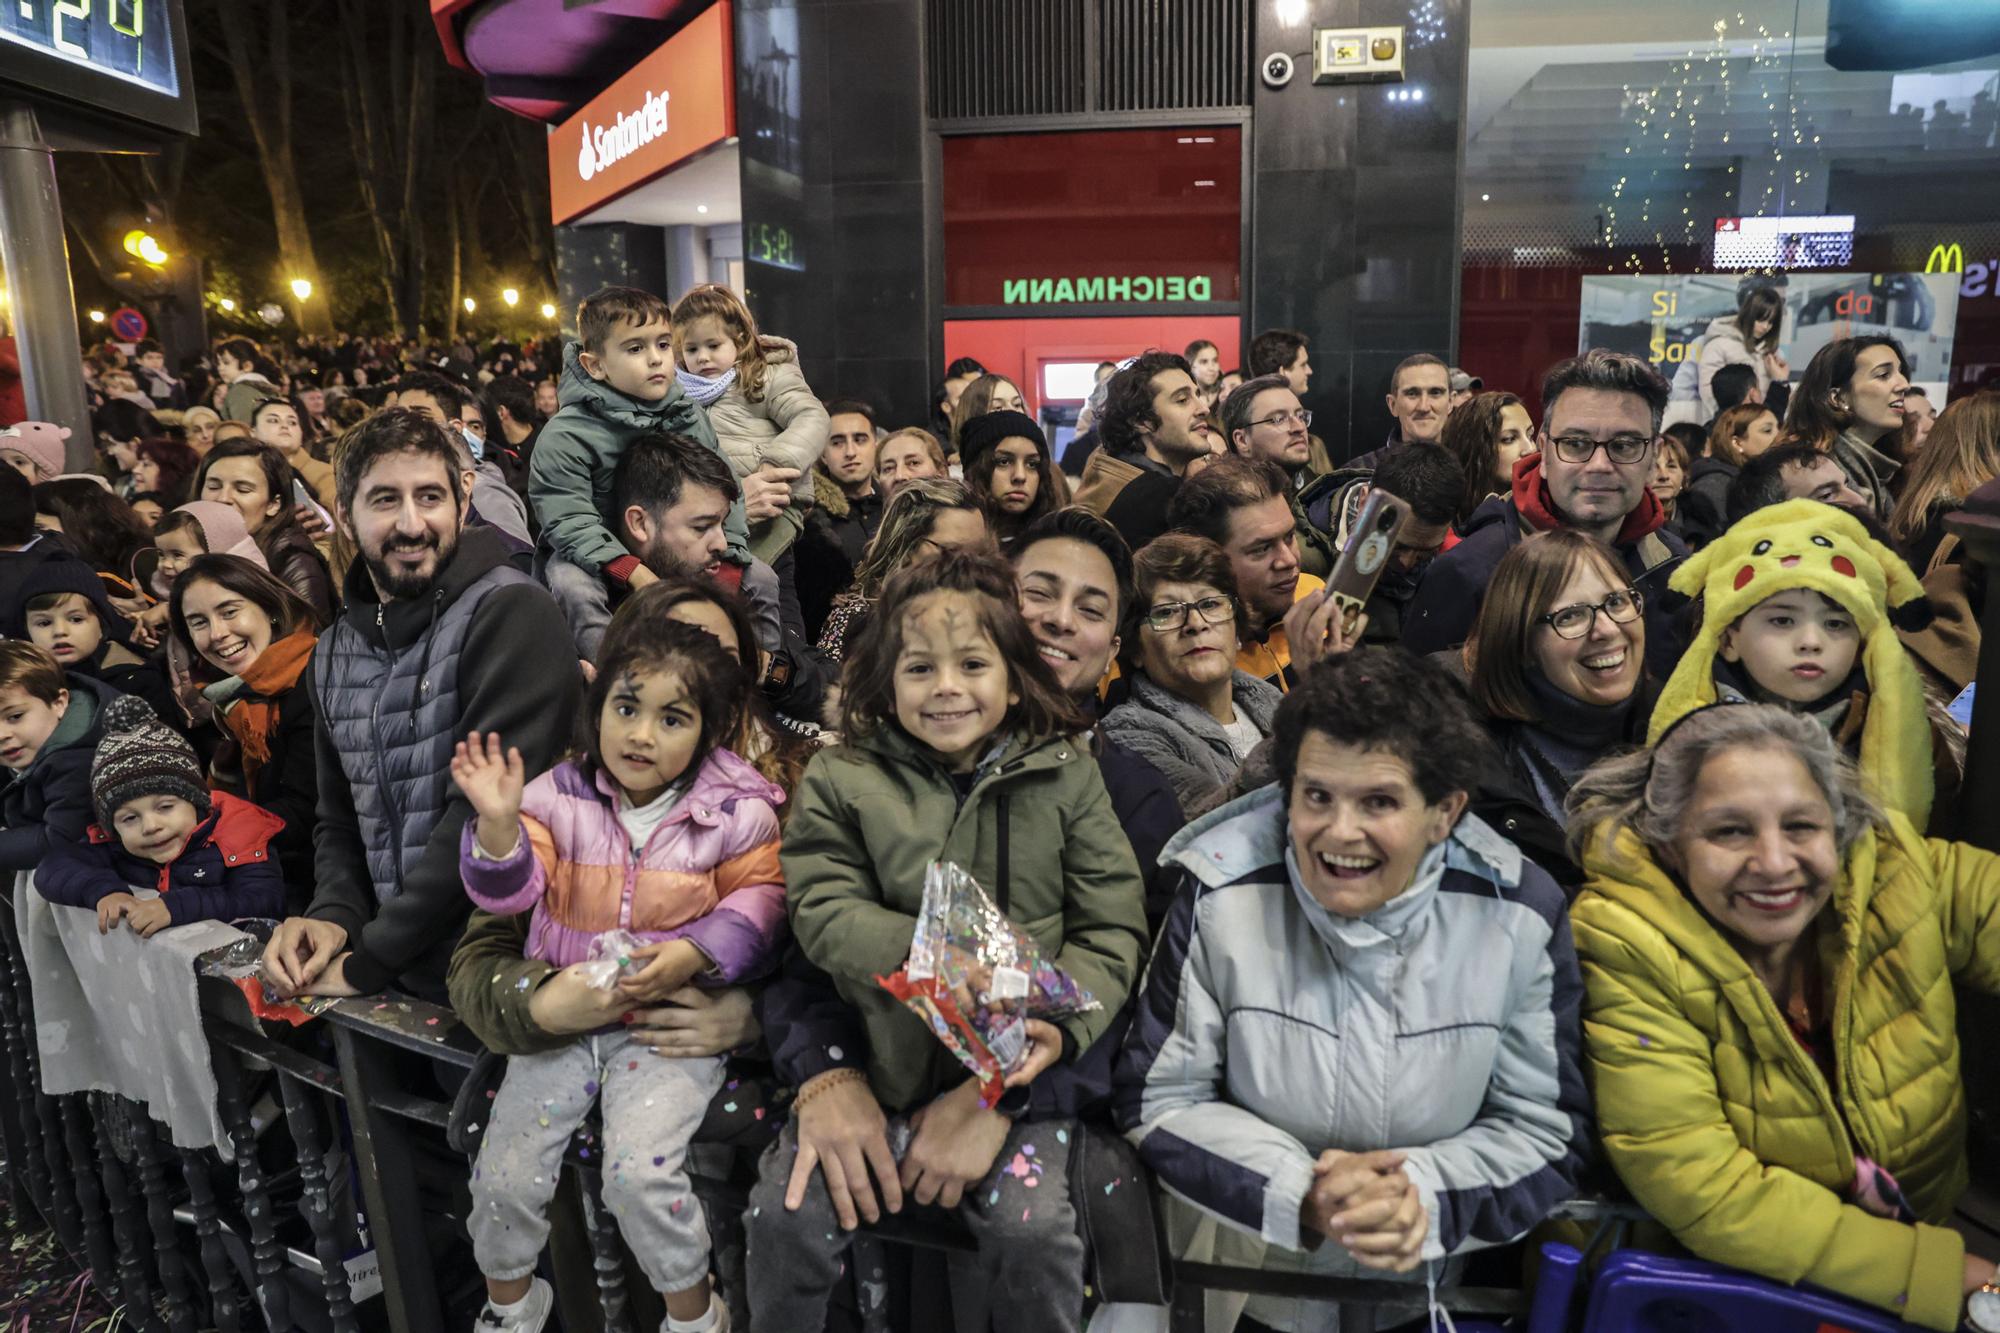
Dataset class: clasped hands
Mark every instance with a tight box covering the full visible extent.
[1301,1148,1429,1273]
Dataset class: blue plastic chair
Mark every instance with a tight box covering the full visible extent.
[1528,1241,1926,1333]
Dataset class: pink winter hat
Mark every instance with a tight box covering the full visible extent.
[0,421,70,480]
[173,501,269,570]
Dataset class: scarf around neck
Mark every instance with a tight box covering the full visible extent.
[677,366,737,407]
[211,630,317,784]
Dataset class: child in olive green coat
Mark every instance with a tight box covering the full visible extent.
[754,552,1147,1333]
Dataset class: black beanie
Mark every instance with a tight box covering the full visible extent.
[957,410,1048,467]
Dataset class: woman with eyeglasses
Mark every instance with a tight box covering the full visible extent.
[1463,530,1655,884]
[1101,533,1284,812]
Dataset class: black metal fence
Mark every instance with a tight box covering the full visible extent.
[0,891,1630,1333]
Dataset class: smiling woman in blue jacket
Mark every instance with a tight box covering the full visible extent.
[1115,647,1590,1333]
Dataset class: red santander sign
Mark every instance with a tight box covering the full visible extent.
[548,2,735,226]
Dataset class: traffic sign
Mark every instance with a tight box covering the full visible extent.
[109,306,148,341]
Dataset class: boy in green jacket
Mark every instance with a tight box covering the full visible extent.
[527,286,748,653]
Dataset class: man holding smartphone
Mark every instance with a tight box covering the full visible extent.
[1167,457,1340,690]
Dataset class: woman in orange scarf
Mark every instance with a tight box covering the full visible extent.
[168,553,325,912]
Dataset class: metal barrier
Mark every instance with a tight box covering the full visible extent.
[0,899,1598,1333]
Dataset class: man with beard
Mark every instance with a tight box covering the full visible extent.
[261,409,581,1001]
[1075,351,1215,553]
[1167,457,1357,690]
[604,433,830,723]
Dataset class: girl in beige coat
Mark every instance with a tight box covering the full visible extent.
[671,283,830,565]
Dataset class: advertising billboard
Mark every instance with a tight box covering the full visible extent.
[1578,271,1963,426]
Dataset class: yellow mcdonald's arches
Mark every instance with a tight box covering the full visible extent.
[1926,243,1965,274]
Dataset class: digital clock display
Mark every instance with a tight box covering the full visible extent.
[1,0,178,98]
[748,222,804,273]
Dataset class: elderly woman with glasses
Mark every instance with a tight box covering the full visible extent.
[1570,703,2000,1332]
[1101,533,1284,812]
[1462,530,1656,887]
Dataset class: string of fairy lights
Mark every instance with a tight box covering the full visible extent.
[1601,13,1820,274]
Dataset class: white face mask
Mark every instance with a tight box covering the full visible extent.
[460,426,485,463]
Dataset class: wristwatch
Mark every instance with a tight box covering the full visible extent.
[1967,1280,2000,1332]
[760,648,795,694]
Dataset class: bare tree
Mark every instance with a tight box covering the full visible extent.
[211,0,332,335]
[337,0,436,338]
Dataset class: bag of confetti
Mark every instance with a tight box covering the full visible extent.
[575,929,649,991]
[875,862,1098,1107]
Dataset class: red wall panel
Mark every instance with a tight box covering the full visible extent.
[944,316,1244,413]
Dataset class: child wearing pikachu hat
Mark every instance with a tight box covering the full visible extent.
[1648,498,1946,826]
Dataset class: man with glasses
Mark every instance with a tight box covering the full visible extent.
[1403,350,1688,675]
[1220,376,1337,577]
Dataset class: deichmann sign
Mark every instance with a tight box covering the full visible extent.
[1002,275,1217,305]
[547,2,734,226]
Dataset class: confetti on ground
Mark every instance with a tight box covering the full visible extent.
[584,1080,599,1095]
[1056,1129,1068,1144]
[654,1155,666,1166]
[670,1199,684,1215]
[723,1102,737,1113]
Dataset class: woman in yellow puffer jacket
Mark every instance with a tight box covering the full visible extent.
[1567,702,2000,1332]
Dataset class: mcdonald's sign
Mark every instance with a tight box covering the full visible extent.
[1927,243,1966,274]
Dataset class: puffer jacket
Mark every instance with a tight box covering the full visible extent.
[780,726,1148,1113]
[0,674,114,872]
[528,341,742,573]
[1116,786,1589,1278]
[701,335,829,515]
[38,791,285,925]
[1099,669,1283,813]
[1572,815,2000,1331]
[460,748,786,978]
[307,527,584,997]
[1695,315,1771,417]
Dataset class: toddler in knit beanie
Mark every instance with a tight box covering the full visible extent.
[90,695,209,832]
[36,695,284,937]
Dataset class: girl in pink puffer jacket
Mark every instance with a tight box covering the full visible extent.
[451,617,782,1333]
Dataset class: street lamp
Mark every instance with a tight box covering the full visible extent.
[539,302,557,320]
[463,296,476,314]
[87,309,105,323]
[290,278,313,301]
[218,297,237,313]
[501,288,519,308]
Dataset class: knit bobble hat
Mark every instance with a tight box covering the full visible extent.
[90,695,211,828]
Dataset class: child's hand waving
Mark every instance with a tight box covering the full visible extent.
[452,730,526,858]
[98,893,172,938]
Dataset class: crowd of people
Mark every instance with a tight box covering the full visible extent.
[3,273,1999,1333]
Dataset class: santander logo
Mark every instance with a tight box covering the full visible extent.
[575,88,673,182]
